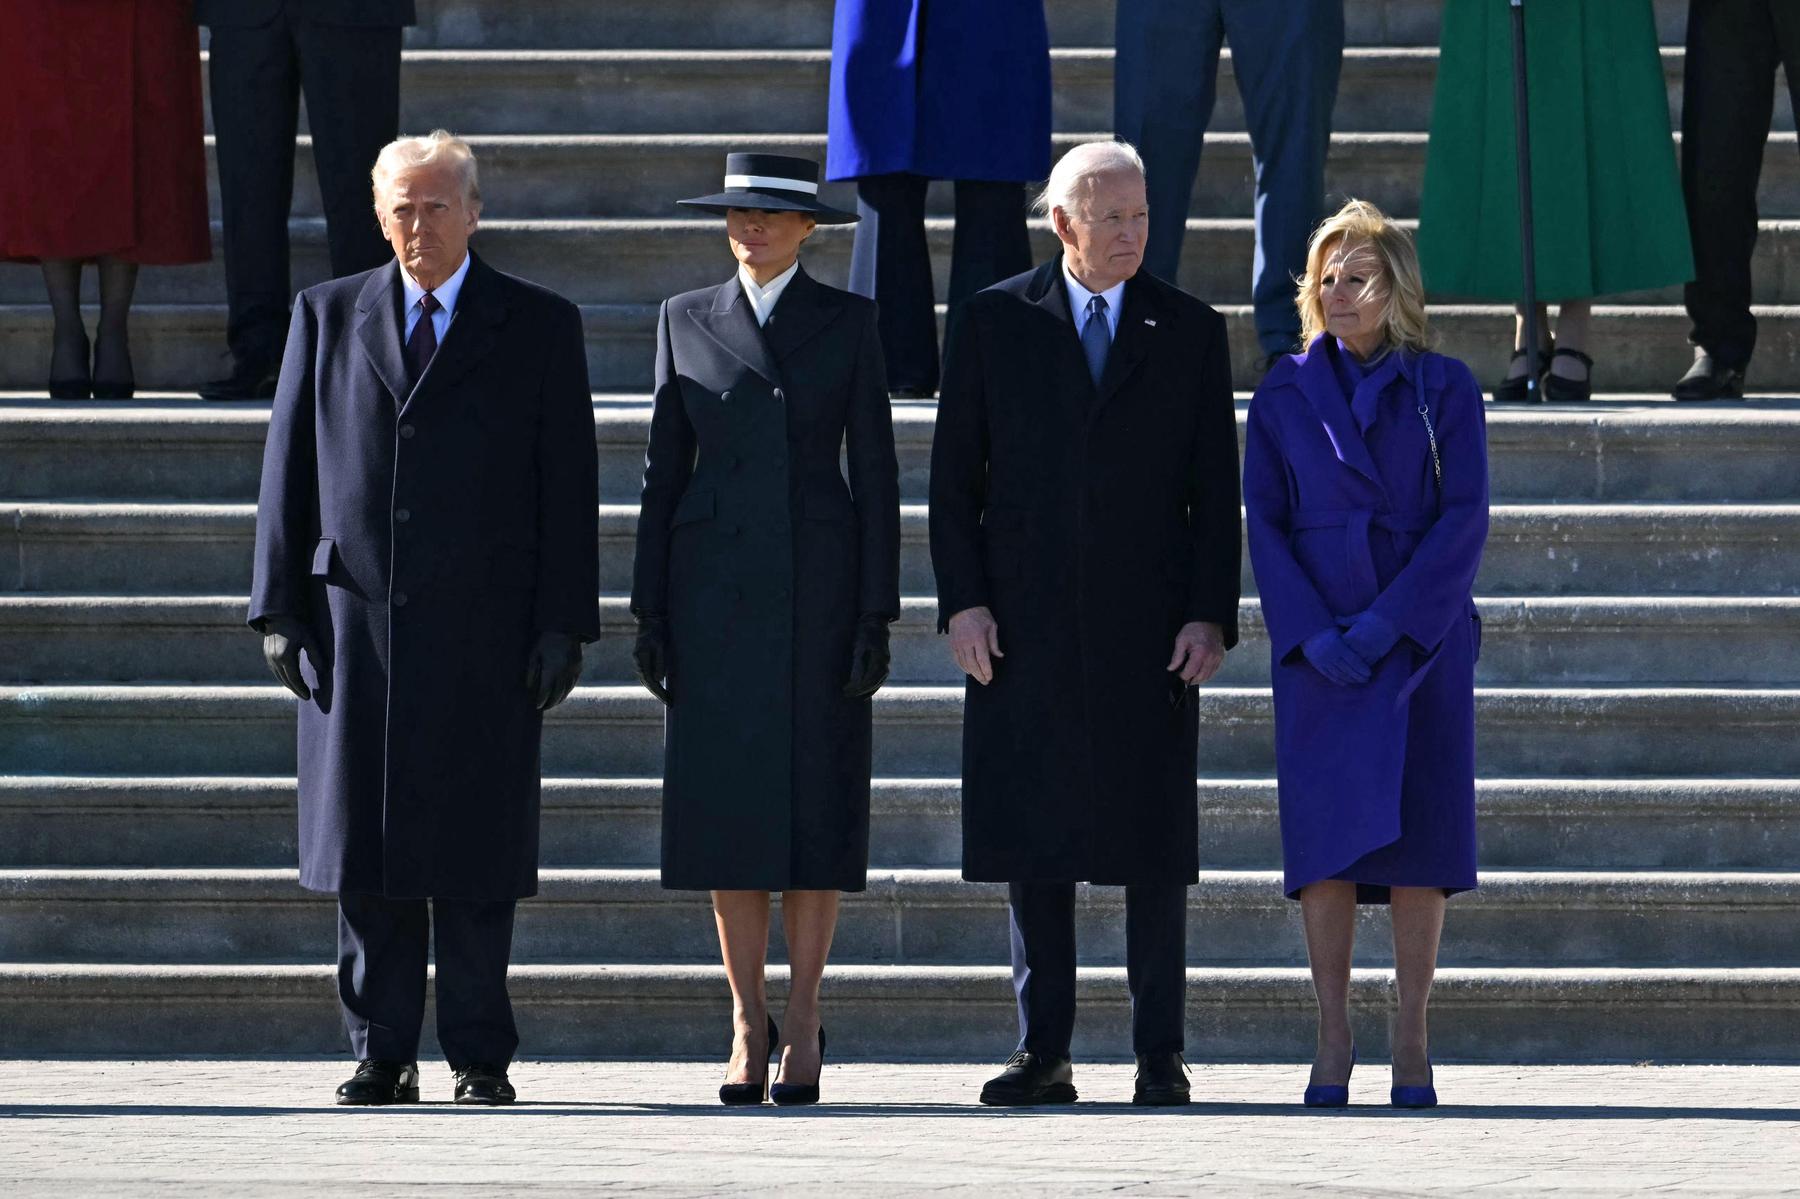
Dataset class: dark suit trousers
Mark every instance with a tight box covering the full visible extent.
[1008,881,1186,1058]
[336,892,520,1070]
[1114,0,1343,356]
[208,15,400,368]
[847,174,1033,393]
[1682,0,1800,369]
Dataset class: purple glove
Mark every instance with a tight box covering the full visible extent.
[1341,611,1401,666]
[1302,628,1372,686]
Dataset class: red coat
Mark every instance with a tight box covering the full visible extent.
[0,0,210,264]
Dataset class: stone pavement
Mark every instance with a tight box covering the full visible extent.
[2,1061,1797,1196]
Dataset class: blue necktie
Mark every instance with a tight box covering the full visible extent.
[1081,293,1111,388]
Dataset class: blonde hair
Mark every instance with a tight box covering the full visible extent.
[1297,199,1432,354]
[1032,139,1146,219]
[371,129,482,214]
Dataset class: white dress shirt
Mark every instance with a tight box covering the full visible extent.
[739,259,800,327]
[402,251,472,343]
[1062,260,1126,340]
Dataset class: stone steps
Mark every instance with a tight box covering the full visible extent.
[3,684,1796,778]
[3,962,1794,1060]
[7,399,1798,504]
[7,302,1797,391]
[4,500,1793,596]
[4,595,1796,688]
[4,866,1798,969]
[14,215,1800,309]
[5,775,1795,872]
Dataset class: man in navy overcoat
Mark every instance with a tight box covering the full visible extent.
[929,142,1241,1106]
[249,132,599,1106]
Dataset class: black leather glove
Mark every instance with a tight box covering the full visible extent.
[633,615,671,704]
[843,615,892,699]
[526,630,583,711]
[260,614,324,702]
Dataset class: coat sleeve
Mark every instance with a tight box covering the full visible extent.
[533,298,601,641]
[247,294,319,632]
[928,298,991,632]
[1365,356,1490,651]
[1242,387,1339,664]
[629,299,696,617]
[1184,308,1243,645]
[845,305,901,620]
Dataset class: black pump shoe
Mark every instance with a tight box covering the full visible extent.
[1493,344,1552,402]
[1542,347,1593,402]
[335,1059,421,1106]
[719,1015,780,1105]
[770,1025,828,1106]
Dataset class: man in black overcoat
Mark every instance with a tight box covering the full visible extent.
[929,141,1241,1106]
[195,0,412,399]
[249,133,599,1106]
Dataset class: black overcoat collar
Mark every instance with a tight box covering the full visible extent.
[354,251,508,415]
[688,261,843,386]
[1026,257,1166,422]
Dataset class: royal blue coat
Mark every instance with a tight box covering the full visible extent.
[826,0,1052,183]
[1243,336,1488,902]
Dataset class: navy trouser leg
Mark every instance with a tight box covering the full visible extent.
[1008,881,1078,1058]
[1125,883,1188,1055]
[849,173,937,391]
[431,898,520,1071]
[292,22,402,279]
[1113,0,1224,283]
[337,892,429,1062]
[1223,0,1344,357]
[947,181,1033,309]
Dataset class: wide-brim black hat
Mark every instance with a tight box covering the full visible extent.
[677,152,859,224]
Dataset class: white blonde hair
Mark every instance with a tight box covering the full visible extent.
[1297,199,1433,354]
[1032,139,1146,219]
[371,129,482,214]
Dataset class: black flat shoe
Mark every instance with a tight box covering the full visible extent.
[978,1051,1077,1106]
[770,1025,827,1107]
[1492,345,1552,402]
[199,359,279,401]
[1132,1051,1191,1106]
[1541,347,1593,402]
[91,378,135,400]
[1672,351,1746,401]
[47,378,91,400]
[719,1014,780,1106]
[453,1063,516,1106]
[335,1059,421,1106]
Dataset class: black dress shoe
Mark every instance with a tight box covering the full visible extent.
[1133,1052,1191,1106]
[453,1063,516,1106]
[1672,351,1746,401]
[978,1051,1077,1106]
[770,1025,827,1107]
[199,359,279,401]
[889,385,936,400]
[335,1059,421,1106]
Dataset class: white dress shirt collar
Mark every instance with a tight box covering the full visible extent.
[401,251,472,338]
[739,259,800,327]
[1061,260,1127,339]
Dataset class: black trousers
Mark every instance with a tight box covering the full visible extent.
[1682,0,1800,369]
[208,15,401,369]
[1007,881,1187,1058]
[336,892,519,1070]
[847,174,1033,393]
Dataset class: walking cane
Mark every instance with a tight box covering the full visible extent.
[1509,0,1543,400]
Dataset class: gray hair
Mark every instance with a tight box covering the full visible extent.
[371,129,482,213]
[1032,139,1146,219]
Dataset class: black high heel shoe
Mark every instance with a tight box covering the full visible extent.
[48,333,92,399]
[718,1014,779,1106]
[770,1025,827,1107]
[1493,344,1552,403]
[90,338,135,400]
[1541,347,1593,403]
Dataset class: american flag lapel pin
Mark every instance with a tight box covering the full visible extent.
[1144,318,1157,327]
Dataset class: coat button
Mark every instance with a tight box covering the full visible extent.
[393,591,409,608]
[721,390,733,403]
[395,508,411,523]
[774,388,786,402]
[399,424,416,439]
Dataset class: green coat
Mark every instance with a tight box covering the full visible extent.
[1418,0,1693,302]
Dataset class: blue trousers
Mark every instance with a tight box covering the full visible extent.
[336,892,519,1070]
[1008,881,1187,1058]
[1114,0,1344,357]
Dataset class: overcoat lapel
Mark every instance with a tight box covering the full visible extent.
[1295,334,1383,487]
[1090,275,1157,421]
[354,261,412,407]
[690,276,781,386]
[762,265,845,363]
[404,252,506,415]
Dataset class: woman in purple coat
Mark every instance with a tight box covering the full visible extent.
[1243,200,1489,1110]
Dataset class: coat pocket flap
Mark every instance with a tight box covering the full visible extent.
[671,489,716,528]
[310,537,336,577]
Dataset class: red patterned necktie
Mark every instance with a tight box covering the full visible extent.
[406,291,440,382]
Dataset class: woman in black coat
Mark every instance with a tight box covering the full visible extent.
[631,154,901,1105]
